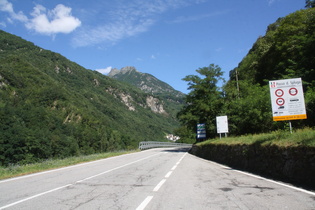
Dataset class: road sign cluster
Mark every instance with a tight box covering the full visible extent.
[269,78,307,121]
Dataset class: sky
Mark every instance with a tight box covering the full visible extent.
[0,0,306,94]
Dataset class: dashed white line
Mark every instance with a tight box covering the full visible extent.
[165,171,173,178]
[136,196,153,210]
[153,179,167,192]
[136,152,188,210]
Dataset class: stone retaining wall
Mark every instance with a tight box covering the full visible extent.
[190,144,315,189]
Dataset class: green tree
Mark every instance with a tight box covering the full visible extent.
[177,64,225,139]
[222,81,274,135]
[306,0,315,8]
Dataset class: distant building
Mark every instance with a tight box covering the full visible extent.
[165,134,180,142]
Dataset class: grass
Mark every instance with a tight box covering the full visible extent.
[197,127,315,147]
[0,150,138,180]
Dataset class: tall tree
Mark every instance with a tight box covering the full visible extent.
[177,64,225,139]
[305,0,315,8]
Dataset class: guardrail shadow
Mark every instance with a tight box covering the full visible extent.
[162,147,191,153]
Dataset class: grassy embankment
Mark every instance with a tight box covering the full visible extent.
[197,127,315,147]
[0,150,138,180]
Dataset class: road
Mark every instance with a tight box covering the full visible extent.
[0,147,314,209]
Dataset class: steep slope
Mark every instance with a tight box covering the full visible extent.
[109,66,185,98]
[0,30,179,165]
[223,7,315,134]
[108,66,185,119]
[229,8,315,88]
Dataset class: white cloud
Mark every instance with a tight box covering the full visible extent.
[0,0,28,22]
[0,0,81,36]
[95,66,112,74]
[72,0,205,47]
[73,18,154,47]
[26,4,81,35]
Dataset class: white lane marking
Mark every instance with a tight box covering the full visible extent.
[0,153,161,209]
[165,171,173,178]
[137,152,188,210]
[0,150,157,184]
[153,179,166,192]
[198,156,315,196]
[0,184,72,210]
[234,169,315,196]
[136,196,153,210]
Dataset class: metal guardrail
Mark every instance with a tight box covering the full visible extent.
[139,141,192,150]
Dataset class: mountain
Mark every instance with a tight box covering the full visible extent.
[108,66,185,120]
[0,30,181,165]
[108,66,185,100]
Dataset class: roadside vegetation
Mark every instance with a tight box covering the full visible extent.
[176,6,315,141]
[0,150,137,180]
[197,128,315,147]
[1,2,314,168]
[0,29,179,166]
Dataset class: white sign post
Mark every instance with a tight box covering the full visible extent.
[269,78,307,133]
[216,116,228,138]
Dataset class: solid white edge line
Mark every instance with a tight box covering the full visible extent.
[0,153,161,209]
[0,184,72,210]
[136,196,153,210]
[0,150,156,184]
[234,169,315,196]
[153,179,166,192]
[198,156,315,196]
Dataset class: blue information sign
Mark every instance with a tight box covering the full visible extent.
[197,123,206,139]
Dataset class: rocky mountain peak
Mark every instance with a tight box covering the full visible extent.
[108,66,138,77]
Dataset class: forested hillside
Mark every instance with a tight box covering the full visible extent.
[0,30,180,165]
[177,7,315,140]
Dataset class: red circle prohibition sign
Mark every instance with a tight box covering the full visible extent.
[289,88,298,96]
[276,98,285,106]
[275,89,284,97]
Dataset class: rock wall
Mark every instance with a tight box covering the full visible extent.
[190,143,315,189]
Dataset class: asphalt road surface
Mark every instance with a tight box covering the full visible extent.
[0,147,314,210]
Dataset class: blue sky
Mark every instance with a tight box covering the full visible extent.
[0,0,305,93]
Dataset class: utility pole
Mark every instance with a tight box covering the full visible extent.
[235,68,240,99]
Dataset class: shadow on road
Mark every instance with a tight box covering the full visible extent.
[162,147,191,153]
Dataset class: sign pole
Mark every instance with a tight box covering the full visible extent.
[289,121,292,134]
